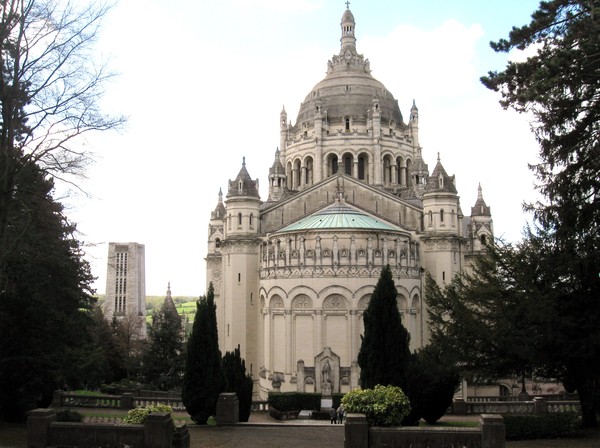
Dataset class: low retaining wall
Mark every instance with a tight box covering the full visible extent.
[27,408,189,448]
[344,413,505,448]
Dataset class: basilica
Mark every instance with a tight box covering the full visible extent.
[205,6,493,399]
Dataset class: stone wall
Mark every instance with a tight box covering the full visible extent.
[27,409,189,448]
[344,413,505,448]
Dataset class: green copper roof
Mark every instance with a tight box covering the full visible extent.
[275,200,401,233]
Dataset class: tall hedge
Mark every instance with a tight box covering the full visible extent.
[182,283,224,424]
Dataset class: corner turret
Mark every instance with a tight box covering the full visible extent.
[268,148,288,202]
[409,100,419,149]
[469,183,493,251]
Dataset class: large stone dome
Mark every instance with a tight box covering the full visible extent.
[294,7,404,128]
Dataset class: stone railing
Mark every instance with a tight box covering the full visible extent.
[27,408,189,448]
[133,395,186,411]
[345,413,505,448]
[53,390,185,411]
[452,397,581,415]
[467,393,577,402]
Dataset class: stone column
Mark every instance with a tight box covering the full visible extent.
[480,414,505,448]
[297,360,306,393]
[453,398,467,415]
[144,412,173,448]
[121,392,134,409]
[315,311,323,370]
[27,409,56,448]
[285,309,293,374]
[216,393,239,426]
[344,414,368,448]
[533,397,548,414]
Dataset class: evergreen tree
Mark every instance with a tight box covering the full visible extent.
[406,343,460,424]
[222,345,254,422]
[143,299,185,390]
[0,160,96,422]
[481,0,600,427]
[357,265,412,390]
[182,283,224,424]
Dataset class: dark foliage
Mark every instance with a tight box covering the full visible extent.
[503,413,580,440]
[358,265,412,391]
[222,345,253,422]
[143,300,185,391]
[0,161,95,422]
[182,283,224,424]
[481,0,600,427]
[406,344,460,424]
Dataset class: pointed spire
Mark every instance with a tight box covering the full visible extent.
[166,282,172,299]
[471,183,491,216]
[211,188,226,219]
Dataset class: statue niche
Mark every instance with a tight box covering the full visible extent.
[314,347,340,395]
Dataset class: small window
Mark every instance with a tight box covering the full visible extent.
[249,213,254,227]
[238,273,241,282]
[238,213,242,225]
[215,238,221,248]
[480,235,487,245]
[440,209,444,223]
[345,117,350,131]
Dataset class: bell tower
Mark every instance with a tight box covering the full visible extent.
[220,158,261,385]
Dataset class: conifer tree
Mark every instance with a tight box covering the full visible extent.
[182,283,224,424]
[143,299,185,390]
[479,0,600,427]
[357,265,412,390]
[222,345,254,422]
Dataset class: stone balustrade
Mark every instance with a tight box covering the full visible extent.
[452,397,581,415]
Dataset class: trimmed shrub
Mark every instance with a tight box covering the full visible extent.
[56,409,83,422]
[341,385,410,426]
[123,403,173,424]
[503,413,580,440]
[268,392,321,412]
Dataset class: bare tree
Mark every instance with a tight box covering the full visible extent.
[0,0,124,289]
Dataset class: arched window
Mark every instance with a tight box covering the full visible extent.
[428,211,433,226]
[215,238,221,248]
[480,234,487,245]
[249,213,254,227]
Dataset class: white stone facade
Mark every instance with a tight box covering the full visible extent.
[104,242,147,339]
[206,7,492,399]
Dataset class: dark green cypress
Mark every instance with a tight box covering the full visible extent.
[222,345,254,422]
[357,265,412,390]
[182,283,224,424]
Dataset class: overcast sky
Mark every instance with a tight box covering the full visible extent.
[64,0,543,297]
